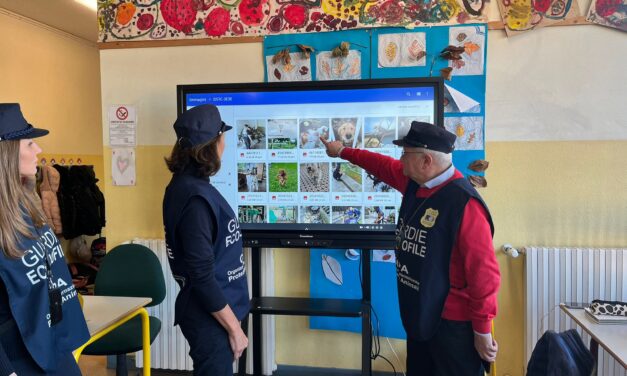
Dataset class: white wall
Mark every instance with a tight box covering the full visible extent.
[486,25,627,141]
[0,9,102,155]
[100,44,263,146]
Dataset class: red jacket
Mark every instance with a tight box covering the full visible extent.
[342,148,500,334]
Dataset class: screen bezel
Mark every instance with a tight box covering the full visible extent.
[177,78,444,249]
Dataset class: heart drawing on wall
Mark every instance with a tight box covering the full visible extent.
[116,155,130,174]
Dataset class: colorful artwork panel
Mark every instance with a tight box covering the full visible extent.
[497,0,581,36]
[586,0,627,32]
[98,0,488,42]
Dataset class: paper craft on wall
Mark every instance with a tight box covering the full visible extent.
[265,53,312,82]
[586,0,627,32]
[445,117,484,150]
[316,50,362,81]
[321,254,343,285]
[111,148,136,186]
[497,0,581,36]
[98,0,489,42]
[444,84,481,113]
[264,30,370,82]
[373,249,395,263]
[448,26,485,75]
[377,33,427,68]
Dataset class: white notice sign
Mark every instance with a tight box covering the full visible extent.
[108,105,137,146]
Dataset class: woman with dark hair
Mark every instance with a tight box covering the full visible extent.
[162,104,249,376]
[0,103,89,375]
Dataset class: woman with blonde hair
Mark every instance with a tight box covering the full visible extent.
[0,104,89,375]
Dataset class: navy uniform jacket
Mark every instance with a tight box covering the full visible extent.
[0,219,89,374]
[163,169,250,326]
[396,178,493,340]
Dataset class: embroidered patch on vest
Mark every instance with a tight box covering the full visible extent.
[420,208,439,228]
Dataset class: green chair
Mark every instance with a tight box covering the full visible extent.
[82,243,166,376]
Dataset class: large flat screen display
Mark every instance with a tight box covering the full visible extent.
[178,78,443,248]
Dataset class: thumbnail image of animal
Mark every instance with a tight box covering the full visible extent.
[331,118,360,147]
[300,163,329,192]
[365,173,392,192]
[307,164,322,187]
[236,119,266,149]
[237,163,266,192]
[332,206,362,224]
[299,119,330,149]
[364,117,396,148]
[300,206,330,224]
[269,163,297,192]
[277,169,287,187]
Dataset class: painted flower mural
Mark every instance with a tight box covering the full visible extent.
[496,0,581,36]
[586,0,626,32]
[98,0,488,42]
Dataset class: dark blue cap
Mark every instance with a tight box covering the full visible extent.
[174,104,232,147]
[392,121,456,153]
[0,103,49,141]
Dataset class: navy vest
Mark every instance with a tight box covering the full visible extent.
[163,172,250,322]
[0,220,89,372]
[395,177,493,341]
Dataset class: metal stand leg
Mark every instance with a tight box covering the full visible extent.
[252,247,262,376]
[362,250,372,376]
[115,354,128,376]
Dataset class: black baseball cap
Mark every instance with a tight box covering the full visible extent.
[174,104,232,147]
[392,121,456,154]
[0,103,49,141]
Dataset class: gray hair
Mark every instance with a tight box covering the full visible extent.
[420,148,452,167]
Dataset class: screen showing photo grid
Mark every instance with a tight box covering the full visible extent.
[184,84,435,230]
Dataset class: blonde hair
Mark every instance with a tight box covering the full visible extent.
[0,140,47,258]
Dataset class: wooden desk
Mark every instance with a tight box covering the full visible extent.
[74,296,152,375]
[560,305,627,369]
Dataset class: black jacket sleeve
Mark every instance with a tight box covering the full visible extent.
[177,196,228,314]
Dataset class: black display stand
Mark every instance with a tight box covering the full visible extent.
[249,246,375,376]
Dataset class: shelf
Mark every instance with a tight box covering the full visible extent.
[250,297,363,317]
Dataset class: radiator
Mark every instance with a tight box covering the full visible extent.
[525,247,627,376]
[131,238,276,374]
[132,238,192,370]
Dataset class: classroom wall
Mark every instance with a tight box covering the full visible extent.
[0,9,104,260]
[0,10,103,156]
[99,14,627,376]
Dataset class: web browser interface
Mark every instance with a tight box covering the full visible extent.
[184,85,435,231]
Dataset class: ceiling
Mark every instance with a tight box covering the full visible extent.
[0,0,98,42]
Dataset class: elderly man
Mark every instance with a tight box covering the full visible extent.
[322,121,500,376]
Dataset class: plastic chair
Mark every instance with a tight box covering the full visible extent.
[82,244,166,376]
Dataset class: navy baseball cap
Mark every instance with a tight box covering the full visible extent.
[0,103,49,141]
[174,104,232,147]
[393,121,456,154]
